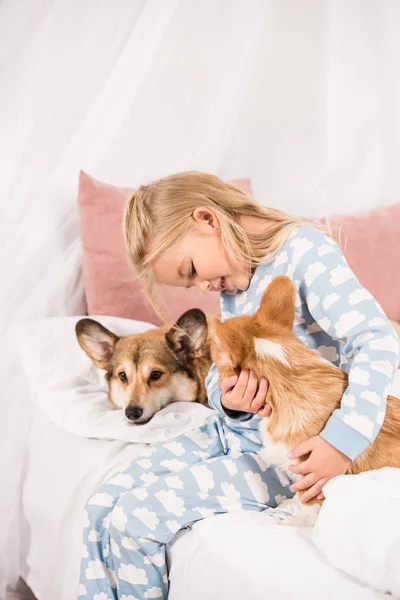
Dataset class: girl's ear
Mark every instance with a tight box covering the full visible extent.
[192,207,221,231]
[257,276,296,330]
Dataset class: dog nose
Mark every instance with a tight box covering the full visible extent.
[125,405,144,421]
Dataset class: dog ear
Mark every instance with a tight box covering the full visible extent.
[210,318,245,370]
[166,309,208,364]
[76,319,119,369]
[257,276,296,330]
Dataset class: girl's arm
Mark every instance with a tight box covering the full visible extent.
[293,226,400,461]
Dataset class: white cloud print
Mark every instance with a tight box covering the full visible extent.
[85,559,107,580]
[121,536,140,550]
[160,459,187,472]
[335,311,365,337]
[304,262,327,286]
[118,564,148,585]
[165,475,184,489]
[322,293,340,310]
[349,367,370,386]
[190,465,215,494]
[306,292,320,312]
[144,587,163,598]
[144,552,165,567]
[163,441,185,456]
[316,345,339,362]
[88,529,101,542]
[93,594,110,600]
[244,471,269,504]
[184,428,212,449]
[370,360,394,378]
[343,412,374,439]
[110,506,127,532]
[78,584,87,597]
[342,394,356,407]
[132,507,160,530]
[349,288,372,305]
[154,489,185,517]
[330,265,352,287]
[361,390,381,405]
[369,335,399,353]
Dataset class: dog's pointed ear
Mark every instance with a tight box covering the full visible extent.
[257,276,296,330]
[209,317,244,370]
[166,309,208,364]
[76,319,119,369]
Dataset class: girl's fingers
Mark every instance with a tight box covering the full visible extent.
[234,369,250,399]
[257,403,272,417]
[288,461,309,475]
[220,375,238,394]
[290,473,318,492]
[243,370,258,405]
[300,479,327,503]
[289,439,313,459]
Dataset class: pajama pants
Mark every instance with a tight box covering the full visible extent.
[78,414,293,599]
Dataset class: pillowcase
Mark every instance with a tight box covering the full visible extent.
[78,171,253,324]
[322,203,400,321]
[78,170,400,323]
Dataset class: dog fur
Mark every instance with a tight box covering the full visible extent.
[76,309,212,424]
[210,276,400,526]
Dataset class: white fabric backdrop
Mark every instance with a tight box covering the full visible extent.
[1,0,400,594]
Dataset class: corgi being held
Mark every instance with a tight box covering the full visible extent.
[210,275,400,526]
[76,309,212,424]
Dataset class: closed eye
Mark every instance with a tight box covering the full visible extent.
[190,261,196,278]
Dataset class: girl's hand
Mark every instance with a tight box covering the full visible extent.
[288,436,351,502]
[221,369,271,416]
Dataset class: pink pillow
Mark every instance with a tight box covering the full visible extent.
[78,171,253,324]
[78,171,400,324]
[321,204,400,321]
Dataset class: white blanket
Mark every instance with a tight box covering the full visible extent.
[22,409,389,600]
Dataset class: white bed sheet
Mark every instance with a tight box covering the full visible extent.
[22,408,392,600]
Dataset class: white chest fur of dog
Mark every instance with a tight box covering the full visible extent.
[259,419,321,527]
[258,418,300,488]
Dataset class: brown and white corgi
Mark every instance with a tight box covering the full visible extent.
[210,276,400,526]
[76,309,212,424]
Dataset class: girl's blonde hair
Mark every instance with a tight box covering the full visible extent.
[124,171,326,306]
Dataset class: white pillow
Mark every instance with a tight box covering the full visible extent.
[17,315,211,443]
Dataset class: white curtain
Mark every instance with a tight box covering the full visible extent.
[1,0,400,593]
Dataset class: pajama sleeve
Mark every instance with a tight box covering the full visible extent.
[293,227,400,461]
[205,362,253,421]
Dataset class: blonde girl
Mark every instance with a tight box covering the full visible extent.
[79,172,399,600]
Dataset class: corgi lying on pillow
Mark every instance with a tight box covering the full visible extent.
[210,276,400,526]
[76,309,212,424]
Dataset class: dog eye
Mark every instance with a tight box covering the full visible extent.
[150,370,163,381]
[119,371,128,383]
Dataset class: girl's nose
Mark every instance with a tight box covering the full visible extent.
[198,280,211,293]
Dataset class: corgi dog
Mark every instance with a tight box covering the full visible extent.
[76,309,212,424]
[210,275,400,526]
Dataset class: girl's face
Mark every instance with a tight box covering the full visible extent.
[152,208,251,295]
